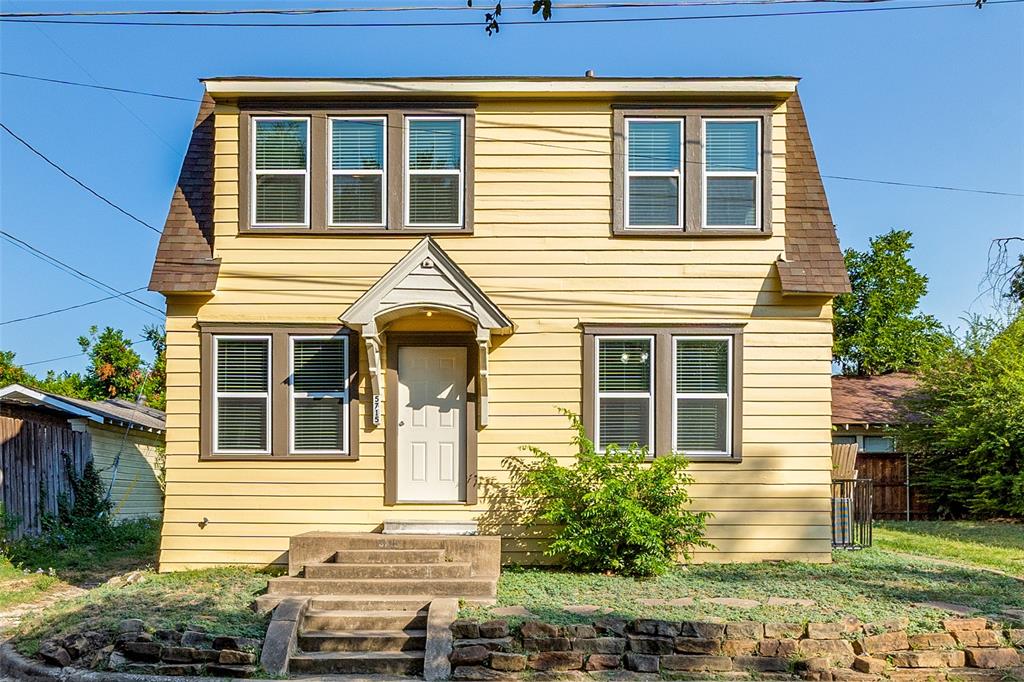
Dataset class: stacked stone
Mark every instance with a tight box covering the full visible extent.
[39,618,263,678]
[448,616,1024,681]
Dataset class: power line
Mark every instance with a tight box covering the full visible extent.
[0,0,909,17]
[0,0,1016,26]
[822,174,1024,197]
[0,122,162,234]
[20,338,145,368]
[0,288,148,326]
[0,230,164,318]
[4,70,1022,199]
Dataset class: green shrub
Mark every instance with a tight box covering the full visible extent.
[512,410,712,577]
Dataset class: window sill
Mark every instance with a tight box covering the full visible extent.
[684,454,742,463]
[237,225,473,236]
[200,453,359,461]
[611,227,771,238]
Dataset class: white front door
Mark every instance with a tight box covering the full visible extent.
[397,346,467,502]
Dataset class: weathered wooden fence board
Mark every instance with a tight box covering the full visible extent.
[855,452,930,520]
[0,415,92,539]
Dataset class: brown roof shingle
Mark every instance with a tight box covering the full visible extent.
[778,91,851,296]
[148,93,220,293]
[832,373,920,426]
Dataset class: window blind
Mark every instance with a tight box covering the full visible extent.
[253,118,307,225]
[215,337,269,452]
[292,338,347,452]
[407,118,462,225]
[704,120,758,228]
[626,120,681,228]
[674,337,730,454]
[596,337,652,450]
[331,119,384,225]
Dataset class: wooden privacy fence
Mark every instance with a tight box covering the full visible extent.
[855,452,930,520]
[0,415,92,540]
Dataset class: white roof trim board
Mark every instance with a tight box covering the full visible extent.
[204,77,799,99]
[340,237,514,334]
[0,384,103,423]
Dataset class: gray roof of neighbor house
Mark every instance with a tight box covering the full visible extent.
[0,384,165,433]
[149,78,849,297]
[831,373,920,427]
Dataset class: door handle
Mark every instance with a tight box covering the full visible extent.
[399,421,405,426]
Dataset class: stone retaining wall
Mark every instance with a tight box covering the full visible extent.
[449,617,1024,681]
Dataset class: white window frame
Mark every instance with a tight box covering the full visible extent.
[289,335,349,455]
[624,117,685,230]
[594,335,655,453]
[327,116,387,228]
[404,115,465,228]
[831,434,896,453]
[672,335,733,457]
[250,116,310,228]
[213,334,272,455]
[702,117,761,230]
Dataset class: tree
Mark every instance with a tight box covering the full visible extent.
[833,229,946,375]
[141,325,167,411]
[78,326,145,400]
[0,350,89,398]
[985,237,1024,307]
[895,314,1024,519]
[0,350,33,388]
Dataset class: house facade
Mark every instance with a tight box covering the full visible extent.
[149,76,849,571]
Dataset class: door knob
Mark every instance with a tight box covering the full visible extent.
[399,421,405,426]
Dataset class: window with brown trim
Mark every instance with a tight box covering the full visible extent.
[582,324,744,461]
[200,324,359,460]
[612,106,773,237]
[238,104,475,235]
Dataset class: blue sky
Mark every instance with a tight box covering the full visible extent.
[1,0,1022,376]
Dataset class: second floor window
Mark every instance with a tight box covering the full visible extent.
[704,119,761,229]
[330,118,386,226]
[252,117,309,227]
[626,119,683,229]
[406,117,464,227]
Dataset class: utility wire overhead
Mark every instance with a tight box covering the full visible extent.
[0,123,162,234]
[0,288,148,325]
[0,0,915,17]
[0,230,164,318]
[0,0,1018,25]
[3,70,1021,199]
[20,338,145,367]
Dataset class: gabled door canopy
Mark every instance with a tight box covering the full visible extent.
[340,237,513,427]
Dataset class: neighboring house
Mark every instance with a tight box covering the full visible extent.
[149,75,850,571]
[831,373,927,519]
[0,384,166,524]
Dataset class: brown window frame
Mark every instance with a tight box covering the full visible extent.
[612,106,773,238]
[200,323,360,461]
[238,102,476,235]
[581,323,744,462]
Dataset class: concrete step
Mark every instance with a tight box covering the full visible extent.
[267,576,497,598]
[308,535,448,551]
[289,651,425,676]
[330,549,446,564]
[308,595,433,612]
[304,610,427,631]
[305,561,472,580]
[298,629,427,652]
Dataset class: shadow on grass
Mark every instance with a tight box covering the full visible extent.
[11,566,275,657]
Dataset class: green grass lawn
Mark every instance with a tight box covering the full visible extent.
[462,548,1024,632]
[0,557,60,610]
[874,521,1024,578]
[12,566,274,657]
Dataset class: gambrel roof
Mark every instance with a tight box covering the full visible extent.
[149,81,848,296]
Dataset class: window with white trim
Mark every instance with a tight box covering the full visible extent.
[252,117,309,227]
[214,336,271,453]
[703,119,761,229]
[406,116,464,227]
[595,336,654,451]
[674,336,732,456]
[329,117,386,226]
[625,118,684,228]
[290,336,349,454]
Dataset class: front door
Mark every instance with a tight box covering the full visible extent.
[397,346,467,502]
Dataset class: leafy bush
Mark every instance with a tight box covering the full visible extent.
[512,411,712,577]
[895,314,1024,518]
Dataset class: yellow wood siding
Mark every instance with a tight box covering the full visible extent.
[158,98,835,571]
[90,423,164,520]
